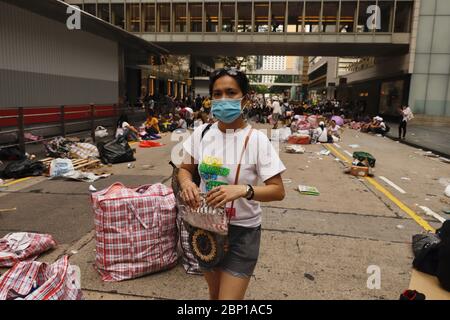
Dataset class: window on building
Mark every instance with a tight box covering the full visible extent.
[221,2,236,32]
[339,1,357,32]
[238,3,252,32]
[189,3,203,32]
[111,4,125,29]
[287,1,304,32]
[98,1,110,23]
[377,1,394,32]
[126,3,141,32]
[394,1,413,33]
[84,3,96,16]
[322,1,338,32]
[158,4,171,32]
[357,1,377,32]
[143,4,155,32]
[205,3,219,32]
[270,2,286,32]
[254,2,269,32]
[305,1,321,33]
[174,4,187,32]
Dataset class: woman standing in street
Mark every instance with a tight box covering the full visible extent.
[398,105,414,140]
[178,67,286,300]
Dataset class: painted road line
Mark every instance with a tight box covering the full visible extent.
[379,176,407,194]
[333,143,342,149]
[419,206,446,223]
[344,150,353,158]
[325,144,435,232]
[0,177,33,187]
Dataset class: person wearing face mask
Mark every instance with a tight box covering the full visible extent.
[178,67,286,300]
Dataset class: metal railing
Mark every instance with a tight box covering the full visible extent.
[0,104,146,154]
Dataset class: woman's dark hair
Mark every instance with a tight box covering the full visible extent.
[209,67,250,96]
[117,114,129,127]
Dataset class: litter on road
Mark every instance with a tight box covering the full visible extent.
[297,185,320,196]
[0,208,17,213]
[419,206,446,223]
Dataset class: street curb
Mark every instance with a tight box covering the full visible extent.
[385,134,450,159]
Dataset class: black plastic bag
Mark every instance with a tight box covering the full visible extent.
[437,221,450,291]
[412,233,441,276]
[1,159,45,179]
[97,137,135,164]
[0,147,26,161]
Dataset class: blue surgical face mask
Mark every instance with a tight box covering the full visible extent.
[211,98,242,123]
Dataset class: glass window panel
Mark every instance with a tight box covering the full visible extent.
[432,17,450,53]
[254,2,269,32]
[158,4,171,32]
[174,4,187,32]
[111,4,125,29]
[84,3,96,16]
[305,1,321,33]
[271,2,286,32]
[322,1,338,32]
[287,1,304,32]
[238,3,252,32]
[221,3,236,32]
[339,1,356,32]
[205,4,219,32]
[189,4,203,32]
[126,3,141,32]
[98,2,110,23]
[395,1,413,32]
[357,1,377,32]
[377,1,393,32]
[143,4,155,32]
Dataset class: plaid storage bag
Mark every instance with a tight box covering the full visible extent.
[0,232,57,267]
[91,182,178,281]
[0,256,83,300]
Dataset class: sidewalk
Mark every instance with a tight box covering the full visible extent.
[386,122,450,158]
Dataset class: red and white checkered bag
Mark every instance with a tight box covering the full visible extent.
[0,256,83,300]
[91,182,178,282]
[0,232,57,267]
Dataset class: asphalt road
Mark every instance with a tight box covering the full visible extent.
[1,123,448,300]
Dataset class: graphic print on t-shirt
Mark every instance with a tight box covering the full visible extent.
[199,155,230,192]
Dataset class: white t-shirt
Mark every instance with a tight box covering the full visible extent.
[115,121,130,138]
[272,101,281,114]
[183,123,286,228]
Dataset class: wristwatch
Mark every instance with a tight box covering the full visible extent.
[244,184,255,200]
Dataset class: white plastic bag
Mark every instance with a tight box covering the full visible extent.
[49,159,74,178]
[95,126,108,138]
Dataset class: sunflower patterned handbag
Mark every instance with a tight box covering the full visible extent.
[181,128,253,269]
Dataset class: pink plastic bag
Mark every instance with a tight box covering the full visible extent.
[91,182,178,281]
[0,256,83,300]
[0,233,57,267]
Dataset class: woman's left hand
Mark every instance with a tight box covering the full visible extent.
[206,185,247,208]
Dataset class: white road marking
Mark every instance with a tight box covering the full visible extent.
[379,176,406,194]
[419,206,446,223]
[343,150,353,157]
[333,143,342,149]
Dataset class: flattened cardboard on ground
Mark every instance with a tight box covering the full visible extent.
[409,269,450,300]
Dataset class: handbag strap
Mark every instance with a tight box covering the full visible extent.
[229,127,254,210]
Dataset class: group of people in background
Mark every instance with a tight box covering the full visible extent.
[117,90,414,143]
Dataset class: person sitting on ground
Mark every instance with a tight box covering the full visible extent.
[142,111,161,140]
[328,119,342,140]
[193,112,204,128]
[116,114,140,141]
[316,121,333,143]
[372,117,389,136]
[173,115,187,131]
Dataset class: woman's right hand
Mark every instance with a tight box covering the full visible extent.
[181,180,201,210]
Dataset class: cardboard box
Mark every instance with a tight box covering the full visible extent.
[409,269,450,300]
[350,165,369,177]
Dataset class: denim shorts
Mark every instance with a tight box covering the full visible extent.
[202,224,261,278]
